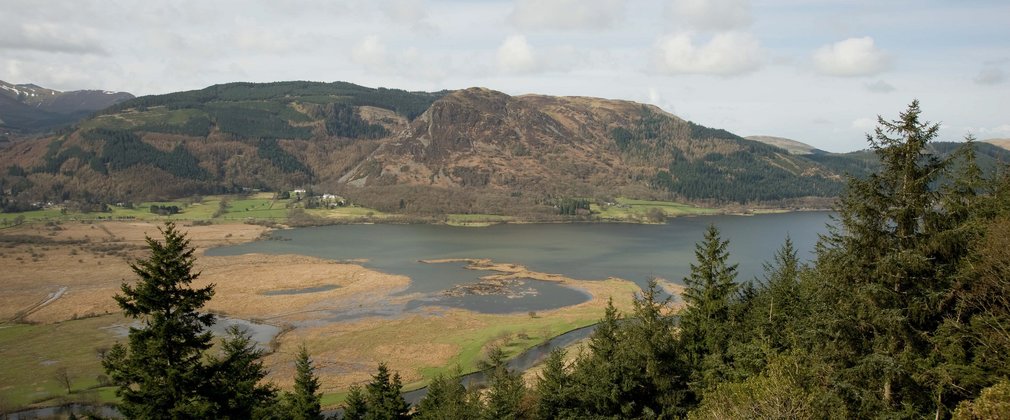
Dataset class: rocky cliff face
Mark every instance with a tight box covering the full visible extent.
[345,88,658,190]
[336,87,849,205]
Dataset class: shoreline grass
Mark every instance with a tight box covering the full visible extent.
[1,194,809,228]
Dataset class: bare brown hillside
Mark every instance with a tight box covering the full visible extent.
[1,81,870,215]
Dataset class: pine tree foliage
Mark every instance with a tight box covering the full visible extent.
[287,345,324,420]
[679,223,738,391]
[415,370,480,420]
[534,349,573,420]
[103,221,217,418]
[364,363,410,420]
[810,101,979,416]
[481,347,528,420]
[204,326,279,419]
[343,385,368,420]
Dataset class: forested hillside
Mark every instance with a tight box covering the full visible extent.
[2,81,1004,217]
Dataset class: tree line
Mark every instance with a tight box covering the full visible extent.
[101,102,1010,418]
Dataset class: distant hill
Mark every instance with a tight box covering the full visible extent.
[745,135,823,155]
[0,81,1002,215]
[983,138,1010,151]
[0,80,133,132]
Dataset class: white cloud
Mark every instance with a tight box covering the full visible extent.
[967,124,1010,137]
[381,0,436,33]
[864,80,895,93]
[509,0,625,30]
[231,29,295,54]
[667,0,751,32]
[813,37,890,77]
[653,32,763,76]
[351,35,387,69]
[852,117,877,131]
[0,22,106,55]
[497,35,538,73]
[973,67,1005,85]
[645,87,677,114]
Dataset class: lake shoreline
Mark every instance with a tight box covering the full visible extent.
[281,206,833,229]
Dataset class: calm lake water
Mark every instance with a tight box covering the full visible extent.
[207,212,832,317]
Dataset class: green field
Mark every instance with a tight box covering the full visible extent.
[0,302,608,411]
[1,194,723,228]
[306,206,389,220]
[592,197,718,221]
[314,312,603,407]
[0,316,122,409]
[79,107,208,131]
[0,193,354,226]
[445,214,514,227]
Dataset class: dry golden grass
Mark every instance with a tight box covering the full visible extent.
[0,221,267,324]
[195,253,411,322]
[263,260,643,395]
[1,221,655,409]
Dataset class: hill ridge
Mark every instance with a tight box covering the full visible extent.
[2,80,1006,216]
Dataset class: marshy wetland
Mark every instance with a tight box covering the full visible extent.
[0,211,829,411]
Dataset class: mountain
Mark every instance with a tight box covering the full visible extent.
[745,135,823,155]
[0,81,998,216]
[338,87,852,211]
[983,138,1010,151]
[0,80,133,132]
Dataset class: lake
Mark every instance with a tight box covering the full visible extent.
[207,212,832,317]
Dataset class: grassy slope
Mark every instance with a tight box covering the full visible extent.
[0,282,637,411]
[312,277,640,407]
[3,194,720,227]
[0,315,123,409]
[592,197,718,221]
[0,193,287,225]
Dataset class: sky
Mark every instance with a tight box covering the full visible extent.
[2,0,1008,152]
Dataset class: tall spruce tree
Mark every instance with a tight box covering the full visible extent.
[415,370,480,420]
[812,101,974,416]
[204,326,279,419]
[752,237,803,351]
[569,298,630,417]
[534,349,573,420]
[481,347,528,420]
[679,223,738,393]
[364,363,410,420]
[287,345,324,420]
[626,279,687,416]
[103,222,217,418]
[343,385,368,420]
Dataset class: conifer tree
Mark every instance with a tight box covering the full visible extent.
[813,101,973,416]
[679,224,738,382]
[627,279,687,416]
[481,347,527,420]
[534,349,573,420]
[364,363,410,420]
[586,298,621,361]
[103,222,217,419]
[287,345,324,420]
[343,385,367,420]
[569,298,627,416]
[753,237,802,350]
[204,326,279,419]
[416,370,479,420]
